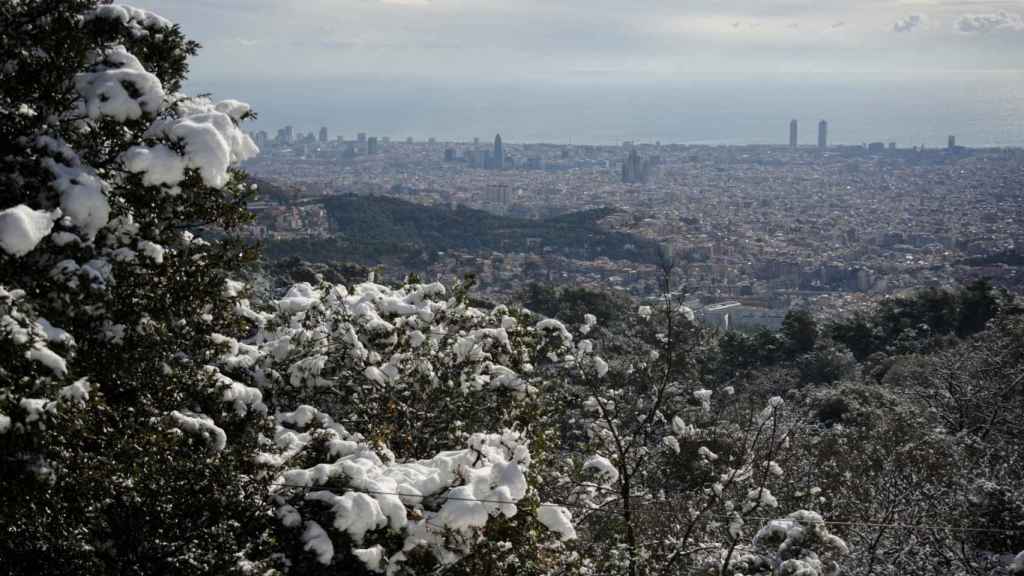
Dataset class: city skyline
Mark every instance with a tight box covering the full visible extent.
[251,120,979,151]
[142,1,1024,148]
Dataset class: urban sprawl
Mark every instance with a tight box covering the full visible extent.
[241,122,1024,330]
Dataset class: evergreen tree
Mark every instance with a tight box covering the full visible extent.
[1,2,268,573]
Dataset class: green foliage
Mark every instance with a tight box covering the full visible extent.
[829,279,1009,360]
[781,310,817,357]
[263,195,660,266]
[517,282,634,329]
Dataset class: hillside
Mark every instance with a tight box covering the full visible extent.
[263,194,659,266]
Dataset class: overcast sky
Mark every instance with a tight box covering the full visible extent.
[145,0,1024,144]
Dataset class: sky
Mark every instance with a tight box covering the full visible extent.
[146,0,1024,146]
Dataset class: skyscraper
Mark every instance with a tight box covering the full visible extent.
[622,149,650,184]
[278,125,294,144]
[789,119,798,148]
[318,126,328,143]
[493,133,504,170]
[948,135,956,149]
[367,136,379,155]
[817,120,828,149]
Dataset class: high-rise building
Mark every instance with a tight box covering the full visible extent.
[493,133,504,170]
[367,136,378,155]
[948,135,956,149]
[817,120,828,149]
[357,132,367,144]
[622,149,650,184]
[253,130,269,150]
[444,147,456,162]
[789,119,798,147]
[406,136,414,144]
[277,125,294,144]
[318,126,328,143]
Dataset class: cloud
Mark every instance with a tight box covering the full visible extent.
[955,11,1024,34]
[893,14,922,33]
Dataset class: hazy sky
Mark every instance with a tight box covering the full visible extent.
[146,0,1024,145]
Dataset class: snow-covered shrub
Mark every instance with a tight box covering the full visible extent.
[539,292,838,576]
[206,279,585,573]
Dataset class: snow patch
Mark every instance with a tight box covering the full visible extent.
[0,205,57,257]
[537,505,577,540]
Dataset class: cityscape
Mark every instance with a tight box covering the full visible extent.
[241,120,1023,329]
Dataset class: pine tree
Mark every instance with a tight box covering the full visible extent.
[1,2,268,573]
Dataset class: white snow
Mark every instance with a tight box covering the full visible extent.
[89,4,173,32]
[214,99,252,120]
[698,446,719,461]
[26,346,68,377]
[59,378,92,405]
[302,520,334,565]
[144,98,259,188]
[694,388,713,412]
[214,370,267,416]
[275,504,302,528]
[583,455,619,485]
[0,205,57,256]
[45,159,110,240]
[745,487,779,511]
[353,545,386,573]
[137,240,165,264]
[35,318,73,346]
[168,410,227,451]
[20,398,53,423]
[76,45,164,122]
[754,510,849,558]
[270,428,533,572]
[537,505,577,541]
[122,144,187,187]
[663,436,681,454]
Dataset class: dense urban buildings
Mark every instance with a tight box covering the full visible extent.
[242,124,1024,327]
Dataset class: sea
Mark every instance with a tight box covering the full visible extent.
[211,71,1024,149]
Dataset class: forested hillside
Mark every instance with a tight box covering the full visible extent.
[264,195,659,266]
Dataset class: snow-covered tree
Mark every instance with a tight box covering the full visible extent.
[532,280,845,576]
[1,2,269,572]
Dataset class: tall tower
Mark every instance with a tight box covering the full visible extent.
[948,135,956,149]
[493,133,504,170]
[318,126,328,143]
[789,119,798,148]
[817,120,828,149]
